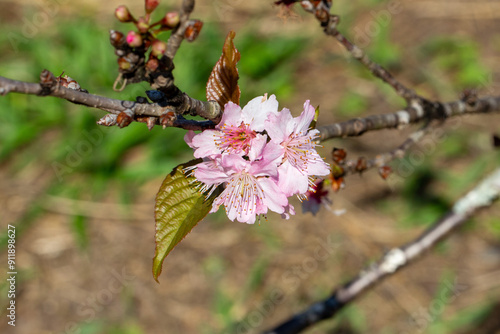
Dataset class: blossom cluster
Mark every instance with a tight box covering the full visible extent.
[185,95,330,224]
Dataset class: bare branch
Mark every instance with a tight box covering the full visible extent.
[338,121,435,177]
[264,168,500,334]
[3,71,498,135]
[286,2,500,141]
[316,96,500,141]
[299,1,418,103]
[0,72,220,131]
[328,24,417,102]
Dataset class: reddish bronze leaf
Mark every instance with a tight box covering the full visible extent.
[206,31,241,109]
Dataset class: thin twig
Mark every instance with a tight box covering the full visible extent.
[340,121,435,176]
[264,168,500,334]
[328,28,417,102]
[299,1,419,103]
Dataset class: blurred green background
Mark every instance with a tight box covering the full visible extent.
[1,0,500,333]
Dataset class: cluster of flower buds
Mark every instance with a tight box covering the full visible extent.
[110,0,203,82]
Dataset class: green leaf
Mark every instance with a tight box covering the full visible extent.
[153,159,217,282]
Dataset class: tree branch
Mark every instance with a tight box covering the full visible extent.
[299,0,419,103]
[327,23,417,102]
[316,96,500,141]
[2,71,498,135]
[0,72,220,130]
[338,121,435,177]
[264,168,500,334]
[268,2,498,142]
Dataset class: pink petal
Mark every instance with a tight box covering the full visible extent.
[191,130,221,158]
[219,102,243,128]
[259,177,288,214]
[247,133,268,161]
[225,202,239,222]
[232,203,257,224]
[278,160,309,196]
[262,140,285,162]
[242,95,279,132]
[220,154,248,173]
[194,159,229,185]
[242,214,257,224]
[294,100,315,134]
[249,141,283,178]
[305,151,331,176]
[265,107,293,143]
[184,130,197,148]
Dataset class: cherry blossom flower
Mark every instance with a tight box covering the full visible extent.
[188,95,279,160]
[193,143,287,224]
[185,94,331,222]
[265,100,330,196]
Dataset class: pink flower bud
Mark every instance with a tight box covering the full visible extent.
[145,0,160,14]
[161,12,180,28]
[151,40,167,57]
[126,31,143,47]
[136,17,150,34]
[115,5,133,22]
